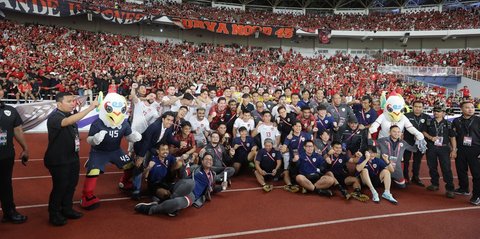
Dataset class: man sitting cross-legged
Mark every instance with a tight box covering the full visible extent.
[293,140,336,197]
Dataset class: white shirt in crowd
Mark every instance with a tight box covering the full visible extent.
[131,100,159,134]
[189,116,211,145]
[233,118,255,137]
[257,123,280,148]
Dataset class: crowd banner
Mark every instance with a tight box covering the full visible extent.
[87,5,149,24]
[171,18,295,39]
[0,0,297,38]
[14,101,57,132]
[0,0,149,24]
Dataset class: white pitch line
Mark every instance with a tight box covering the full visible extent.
[188,206,480,239]
[0,186,272,211]
[9,197,131,210]
[12,171,123,180]
[14,157,89,162]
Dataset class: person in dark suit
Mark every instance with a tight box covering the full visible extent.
[127,112,186,198]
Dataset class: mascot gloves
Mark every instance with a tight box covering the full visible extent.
[127,131,142,143]
[92,130,108,145]
[415,139,428,154]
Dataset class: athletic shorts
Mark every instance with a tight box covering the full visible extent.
[85,148,131,173]
[304,173,322,184]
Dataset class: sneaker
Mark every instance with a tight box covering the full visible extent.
[118,181,133,191]
[382,192,398,205]
[301,187,308,194]
[372,191,380,203]
[446,191,455,199]
[134,202,157,215]
[283,185,299,193]
[336,184,350,200]
[426,185,439,191]
[454,188,471,196]
[168,210,179,217]
[470,197,480,206]
[315,189,333,197]
[411,178,425,187]
[262,184,273,192]
[351,191,369,202]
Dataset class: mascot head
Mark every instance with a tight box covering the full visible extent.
[382,91,405,122]
[98,91,127,129]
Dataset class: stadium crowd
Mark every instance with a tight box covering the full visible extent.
[1,17,480,226]
[382,49,480,80]
[78,0,480,31]
[1,20,478,107]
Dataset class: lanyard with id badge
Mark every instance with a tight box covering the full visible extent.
[387,141,401,167]
[462,119,474,147]
[0,127,7,146]
[434,121,444,147]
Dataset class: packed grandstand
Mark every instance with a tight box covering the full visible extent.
[0,0,480,234]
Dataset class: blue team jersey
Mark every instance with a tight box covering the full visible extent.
[255,148,281,172]
[352,104,378,126]
[88,119,132,151]
[193,169,214,200]
[316,116,335,136]
[297,100,310,108]
[328,154,350,177]
[147,155,177,184]
[357,156,387,177]
[298,152,326,175]
[283,132,312,155]
[232,136,255,154]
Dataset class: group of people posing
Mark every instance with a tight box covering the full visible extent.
[0,83,479,226]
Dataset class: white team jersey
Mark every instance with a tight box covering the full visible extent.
[171,101,196,120]
[131,100,159,134]
[233,118,255,137]
[190,117,211,145]
[161,95,175,113]
[258,123,280,148]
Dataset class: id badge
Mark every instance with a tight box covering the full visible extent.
[434,137,444,146]
[75,135,80,152]
[339,117,346,127]
[463,136,472,147]
[389,156,398,163]
[0,129,7,146]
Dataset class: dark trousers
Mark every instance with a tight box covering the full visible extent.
[403,149,423,180]
[0,158,15,213]
[426,146,454,191]
[456,147,480,198]
[47,162,80,215]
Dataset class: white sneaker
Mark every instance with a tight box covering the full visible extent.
[382,192,398,205]
[372,191,380,203]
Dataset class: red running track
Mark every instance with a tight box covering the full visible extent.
[0,133,479,239]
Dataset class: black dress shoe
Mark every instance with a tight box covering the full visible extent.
[2,210,28,224]
[62,209,83,219]
[411,178,425,187]
[49,213,67,226]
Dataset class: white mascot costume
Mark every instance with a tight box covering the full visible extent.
[369,92,427,187]
[369,91,427,146]
[80,91,141,210]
